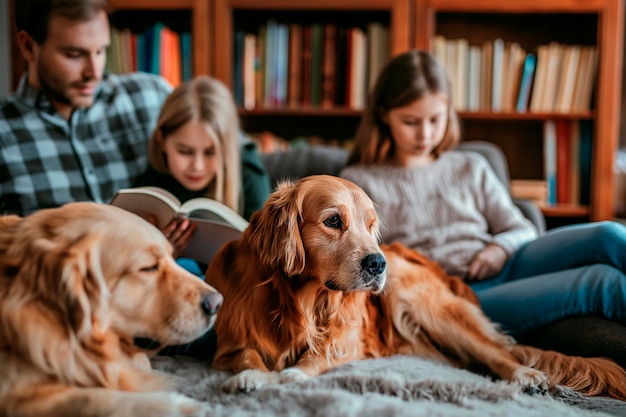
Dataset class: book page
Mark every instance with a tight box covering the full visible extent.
[181,219,244,265]
[109,188,180,229]
[181,198,249,232]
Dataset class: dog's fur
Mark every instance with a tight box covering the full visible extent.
[0,202,222,417]
[207,175,626,399]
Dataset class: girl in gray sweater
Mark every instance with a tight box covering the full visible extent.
[340,50,626,345]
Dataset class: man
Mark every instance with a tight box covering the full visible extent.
[0,0,172,215]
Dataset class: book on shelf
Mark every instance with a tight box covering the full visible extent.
[233,30,245,107]
[572,46,598,112]
[554,45,580,113]
[109,187,248,265]
[579,120,593,205]
[301,25,313,107]
[243,33,257,110]
[255,25,267,108]
[501,42,525,112]
[180,31,192,82]
[555,120,572,204]
[543,120,557,205]
[490,38,505,112]
[321,23,337,108]
[480,40,493,111]
[310,23,324,107]
[529,45,548,113]
[467,45,481,111]
[516,53,536,112]
[569,121,581,205]
[510,179,547,205]
[347,27,367,109]
[287,23,302,108]
[275,23,289,107]
[367,22,390,91]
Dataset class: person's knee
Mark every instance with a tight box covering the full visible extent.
[589,221,625,243]
[577,264,623,289]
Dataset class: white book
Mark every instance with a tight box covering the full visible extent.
[243,34,257,110]
[110,186,248,265]
[554,45,581,113]
[467,45,482,112]
[491,38,505,112]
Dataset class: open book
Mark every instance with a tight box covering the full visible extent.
[109,186,248,265]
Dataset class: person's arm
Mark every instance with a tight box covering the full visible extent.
[476,155,538,253]
[240,135,272,220]
[466,155,538,281]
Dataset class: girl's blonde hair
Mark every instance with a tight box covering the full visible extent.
[148,76,242,212]
[347,50,460,166]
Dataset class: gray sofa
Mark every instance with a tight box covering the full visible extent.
[259,142,626,368]
[260,141,546,232]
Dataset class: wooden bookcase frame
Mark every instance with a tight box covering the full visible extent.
[415,0,624,221]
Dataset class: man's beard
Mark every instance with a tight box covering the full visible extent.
[36,62,97,109]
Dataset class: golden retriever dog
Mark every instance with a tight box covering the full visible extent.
[0,202,222,417]
[206,175,626,399]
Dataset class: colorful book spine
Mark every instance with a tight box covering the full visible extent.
[579,120,593,205]
[516,53,536,112]
[543,120,557,205]
[555,120,571,204]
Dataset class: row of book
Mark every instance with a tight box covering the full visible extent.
[107,24,193,87]
[233,21,390,110]
[434,37,597,113]
[543,120,593,206]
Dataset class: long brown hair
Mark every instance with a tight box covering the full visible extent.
[148,76,242,213]
[347,50,460,166]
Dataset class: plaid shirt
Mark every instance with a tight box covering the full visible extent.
[0,72,172,215]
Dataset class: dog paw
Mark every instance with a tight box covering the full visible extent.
[116,392,206,417]
[278,367,309,384]
[512,366,550,394]
[221,369,280,393]
[170,393,207,416]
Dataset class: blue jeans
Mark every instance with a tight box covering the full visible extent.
[469,221,626,337]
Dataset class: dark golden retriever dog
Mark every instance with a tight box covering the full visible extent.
[207,175,626,399]
[0,202,222,417]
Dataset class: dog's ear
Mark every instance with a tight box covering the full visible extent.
[58,234,109,338]
[247,180,306,275]
[1,228,112,385]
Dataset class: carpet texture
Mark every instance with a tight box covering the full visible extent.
[151,355,626,417]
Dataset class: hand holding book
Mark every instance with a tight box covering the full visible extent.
[109,186,249,265]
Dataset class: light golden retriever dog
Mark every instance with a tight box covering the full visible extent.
[207,175,626,399]
[0,202,222,417]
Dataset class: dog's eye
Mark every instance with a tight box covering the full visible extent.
[140,264,159,272]
[323,215,342,229]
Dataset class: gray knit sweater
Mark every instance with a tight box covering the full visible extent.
[339,151,538,278]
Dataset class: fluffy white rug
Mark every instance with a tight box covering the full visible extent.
[151,355,626,417]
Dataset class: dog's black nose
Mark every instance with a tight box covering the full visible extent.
[201,292,223,316]
[361,253,386,275]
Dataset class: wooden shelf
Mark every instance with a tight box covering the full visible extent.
[540,204,590,218]
[109,0,195,9]
[240,108,363,117]
[458,111,594,121]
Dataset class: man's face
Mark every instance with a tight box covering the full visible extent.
[28,10,110,118]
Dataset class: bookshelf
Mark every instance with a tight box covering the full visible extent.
[213,0,410,148]
[415,0,624,222]
[7,0,623,222]
[108,0,211,82]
